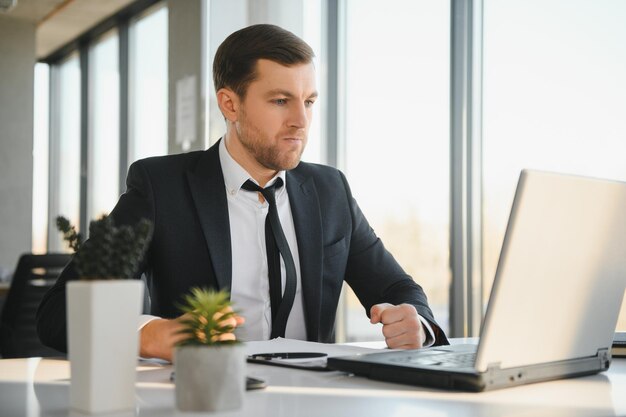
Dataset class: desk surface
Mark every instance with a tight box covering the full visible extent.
[1,345,626,417]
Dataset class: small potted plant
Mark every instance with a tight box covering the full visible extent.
[174,288,246,412]
[57,215,152,414]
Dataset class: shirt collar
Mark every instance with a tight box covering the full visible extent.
[218,138,287,196]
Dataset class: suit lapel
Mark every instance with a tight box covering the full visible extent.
[185,141,232,292]
[287,169,323,341]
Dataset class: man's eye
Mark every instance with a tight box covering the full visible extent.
[305,100,315,108]
[274,99,287,105]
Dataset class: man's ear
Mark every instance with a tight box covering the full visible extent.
[216,88,239,122]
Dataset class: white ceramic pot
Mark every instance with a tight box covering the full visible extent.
[174,344,246,412]
[66,279,144,414]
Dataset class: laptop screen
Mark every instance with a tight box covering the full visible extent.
[475,170,626,372]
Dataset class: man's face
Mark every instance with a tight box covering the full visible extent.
[234,59,317,172]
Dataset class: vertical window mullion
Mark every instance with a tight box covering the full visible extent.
[79,45,89,236]
[324,0,340,169]
[47,65,61,251]
[323,0,345,341]
[119,20,130,195]
[449,0,483,338]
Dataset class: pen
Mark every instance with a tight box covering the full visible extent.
[248,352,327,360]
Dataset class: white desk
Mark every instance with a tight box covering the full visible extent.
[1,344,625,417]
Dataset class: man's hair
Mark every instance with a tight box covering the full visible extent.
[213,24,315,98]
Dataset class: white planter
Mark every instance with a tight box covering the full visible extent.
[174,344,246,412]
[67,280,144,414]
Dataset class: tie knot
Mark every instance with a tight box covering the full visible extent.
[241,178,284,204]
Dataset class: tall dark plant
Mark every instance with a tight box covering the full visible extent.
[56,215,153,280]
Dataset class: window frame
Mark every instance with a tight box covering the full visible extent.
[41,0,165,244]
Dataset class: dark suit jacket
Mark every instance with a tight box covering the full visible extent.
[37,140,448,352]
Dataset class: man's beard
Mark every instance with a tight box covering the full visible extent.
[236,109,306,172]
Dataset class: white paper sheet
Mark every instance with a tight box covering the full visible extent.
[245,338,385,356]
[245,338,386,369]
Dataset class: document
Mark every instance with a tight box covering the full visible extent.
[245,338,385,371]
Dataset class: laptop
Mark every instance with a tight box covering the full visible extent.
[328,170,626,391]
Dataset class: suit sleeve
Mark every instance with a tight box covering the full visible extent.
[339,171,449,346]
[36,161,156,352]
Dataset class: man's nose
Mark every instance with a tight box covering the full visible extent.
[287,102,308,129]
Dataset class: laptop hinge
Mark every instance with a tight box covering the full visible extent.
[485,349,610,375]
[598,348,611,367]
[485,362,502,374]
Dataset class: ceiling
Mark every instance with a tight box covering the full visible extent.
[2,0,135,59]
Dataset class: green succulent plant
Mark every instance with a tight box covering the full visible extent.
[56,215,153,280]
[176,288,241,346]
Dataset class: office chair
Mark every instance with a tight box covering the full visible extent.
[0,253,70,358]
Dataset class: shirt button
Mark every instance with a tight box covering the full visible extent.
[229,189,236,195]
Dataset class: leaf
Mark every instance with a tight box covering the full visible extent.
[174,288,241,346]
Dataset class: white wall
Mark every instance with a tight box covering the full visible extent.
[0,16,36,273]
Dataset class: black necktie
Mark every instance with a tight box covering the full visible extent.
[241,178,297,338]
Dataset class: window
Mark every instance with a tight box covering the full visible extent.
[48,55,81,251]
[342,0,451,340]
[88,31,120,220]
[482,0,626,329]
[129,5,168,164]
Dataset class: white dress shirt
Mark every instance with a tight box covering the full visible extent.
[218,139,307,341]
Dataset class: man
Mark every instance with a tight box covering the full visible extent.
[37,24,448,361]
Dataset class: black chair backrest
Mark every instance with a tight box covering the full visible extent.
[0,253,71,358]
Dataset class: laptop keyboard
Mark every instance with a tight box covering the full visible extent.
[390,352,476,368]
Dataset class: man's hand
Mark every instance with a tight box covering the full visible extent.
[139,309,245,362]
[370,303,426,349]
[140,314,190,362]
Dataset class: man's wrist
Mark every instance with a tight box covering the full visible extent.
[417,314,436,347]
[139,316,165,359]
